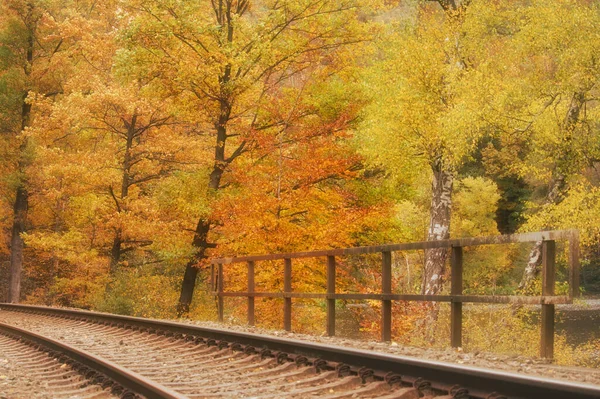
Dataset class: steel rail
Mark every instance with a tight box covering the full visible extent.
[0,319,186,399]
[2,303,600,399]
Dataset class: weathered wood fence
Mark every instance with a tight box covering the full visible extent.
[211,230,580,358]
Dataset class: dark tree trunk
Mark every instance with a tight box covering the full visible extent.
[421,160,453,295]
[176,2,251,316]
[177,98,230,316]
[177,219,211,315]
[8,186,28,303]
[7,19,34,303]
[109,231,122,275]
[109,114,136,274]
[8,82,33,304]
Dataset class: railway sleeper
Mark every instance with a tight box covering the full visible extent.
[319,380,396,399]
[159,357,284,384]
[256,375,362,399]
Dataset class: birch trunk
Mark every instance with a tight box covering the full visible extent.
[519,174,566,290]
[421,161,453,295]
[519,92,584,290]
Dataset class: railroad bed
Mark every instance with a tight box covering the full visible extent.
[0,329,118,399]
[1,304,599,399]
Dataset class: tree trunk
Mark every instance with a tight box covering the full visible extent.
[109,231,122,275]
[109,114,136,275]
[519,92,583,290]
[7,22,34,304]
[177,219,211,316]
[8,186,28,303]
[418,0,464,297]
[519,175,566,290]
[177,4,250,316]
[177,97,230,316]
[421,160,453,295]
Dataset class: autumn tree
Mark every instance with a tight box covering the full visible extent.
[0,0,88,302]
[516,0,600,289]
[468,0,600,289]
[357,0,489,295]
[119,0,375,315]
[22,0,199,299]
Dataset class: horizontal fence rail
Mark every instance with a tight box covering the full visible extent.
[210,230,580,359]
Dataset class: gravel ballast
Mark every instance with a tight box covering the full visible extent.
[178,318,600,387]
[2,305,599,391]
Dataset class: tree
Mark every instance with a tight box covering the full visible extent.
[357,0,487,295]
[469,0,600,289]
[21,1,198,296]
[120,0,375,314]
[0,0,86,302]
[518,1,600,289]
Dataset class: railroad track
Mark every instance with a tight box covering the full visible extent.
[1,304,599,399]
[0,326,118,399]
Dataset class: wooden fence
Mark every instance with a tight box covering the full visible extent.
[210,230,580,358]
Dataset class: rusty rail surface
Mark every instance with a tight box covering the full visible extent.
[211,230,580,358]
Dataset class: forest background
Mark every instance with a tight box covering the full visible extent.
[1,0,599,364]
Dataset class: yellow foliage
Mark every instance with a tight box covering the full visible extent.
[524,183,600,249]
[453,177,501,238]
[94,270,179,319]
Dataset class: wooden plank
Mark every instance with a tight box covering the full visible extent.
[215,292,571,304]
[219,292,325,299]
[217,264,224,323]
[457,295,570,305]
[569,231,580,298]
[334,293,452,301]
[326,256,336,337]
[247,261,255,326]
[212,230,575,264]
[381,251,392,342]
[541,240,556,359]
[450,246,463,348]
[284,258,292,332]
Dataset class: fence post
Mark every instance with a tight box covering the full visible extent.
[327,256,336,336]
[569,231,580,298]
[284,258,292,331]
[451,246,463,348]
[217,264,224,322]
[381,251,392,342]
[541,240,556,358]
[248,261,255,326]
